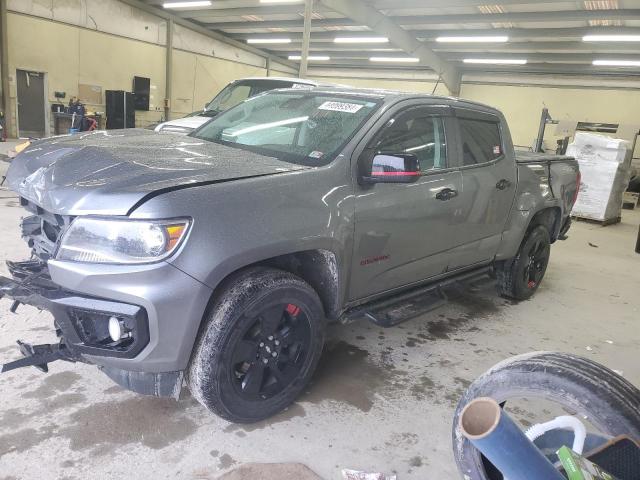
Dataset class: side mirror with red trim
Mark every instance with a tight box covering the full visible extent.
[361,153,421,184]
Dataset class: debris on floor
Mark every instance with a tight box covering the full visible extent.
[588,242,599,248]
[217,463,323,480]
[342,469,397,480]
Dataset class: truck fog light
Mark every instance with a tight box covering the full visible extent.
[108,316,125,342]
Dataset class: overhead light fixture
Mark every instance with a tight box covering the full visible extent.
[334,36,389,44]
[288,55,331,61]
[583,34,640,42]
[260,0,303,3]
[463,58,527,65]
[163,1,211,8]
[593,59,640,66]
[247,38,292,44]
[436,36,509,43]
[370,57,420,62]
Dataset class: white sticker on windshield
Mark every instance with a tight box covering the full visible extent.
[318,101,364,113]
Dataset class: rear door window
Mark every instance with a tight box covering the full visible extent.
[458,117,503,166]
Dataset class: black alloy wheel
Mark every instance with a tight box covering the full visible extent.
[231,302,311,400]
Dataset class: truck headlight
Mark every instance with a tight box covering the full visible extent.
[56,218,190,264]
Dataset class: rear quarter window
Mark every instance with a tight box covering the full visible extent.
[459,117,503,166]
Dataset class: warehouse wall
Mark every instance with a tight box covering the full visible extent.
[4,0,290,137]
[459,76,640,156]
[171,50,265,117]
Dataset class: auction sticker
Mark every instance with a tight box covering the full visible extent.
[318,101,364,113]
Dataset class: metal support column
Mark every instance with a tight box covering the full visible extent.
[0,0,12,138]
[299,0,313,78]
[164,18,173,122]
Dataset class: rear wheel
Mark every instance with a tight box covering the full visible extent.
[497,225,550,300]
[187,267,326,423]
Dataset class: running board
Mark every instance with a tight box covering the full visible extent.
[341,266,493,327]
[0,341,76,374]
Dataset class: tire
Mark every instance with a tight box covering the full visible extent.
[187,267,326,423]
[497,225,551,300]
[452,352,640,480]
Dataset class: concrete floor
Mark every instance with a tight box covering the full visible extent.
[0,180,638,479]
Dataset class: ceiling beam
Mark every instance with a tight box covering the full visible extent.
[227,27,640,41]
[118,0,298,69]
[203,9,640,29]
[446,52,640,63]
[318,0,461,94]
[147,0,552,8]
[267,42,640,54]
[276,50,640,62]
[299,59,640,76]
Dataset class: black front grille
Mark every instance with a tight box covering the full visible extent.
[19,197,74,261]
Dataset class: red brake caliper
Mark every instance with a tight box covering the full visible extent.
[286,304,300,317]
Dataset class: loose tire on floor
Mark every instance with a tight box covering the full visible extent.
[452,352,640,480]
[187,267,326,423]
[496,225,551,300]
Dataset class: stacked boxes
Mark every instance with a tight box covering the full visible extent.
[566,132,632,222]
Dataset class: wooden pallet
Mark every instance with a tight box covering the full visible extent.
[572,215,621,226]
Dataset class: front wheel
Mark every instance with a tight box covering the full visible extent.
[497,225,550,300]
[187,267,326,423]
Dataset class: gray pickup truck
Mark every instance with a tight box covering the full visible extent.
[1,87,580,422]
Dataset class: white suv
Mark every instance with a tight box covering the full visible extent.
[154,77,324,135]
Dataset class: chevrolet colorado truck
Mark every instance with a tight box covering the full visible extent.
[0,87,580,422]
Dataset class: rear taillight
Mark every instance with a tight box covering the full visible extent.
[572,171,581,205]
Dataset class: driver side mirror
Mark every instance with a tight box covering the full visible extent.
[361,153,421,184]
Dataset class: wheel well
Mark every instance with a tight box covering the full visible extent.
[261,250,340,319]
[210,249,341,320]
[528,207,561,242]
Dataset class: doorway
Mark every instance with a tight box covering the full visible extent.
[16,69,47,138]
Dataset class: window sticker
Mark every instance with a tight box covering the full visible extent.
[318,101,364,113]
[493,145,501,155]
[308,150,324,159]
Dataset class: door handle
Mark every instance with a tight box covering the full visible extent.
[435,188,458,201]
[496,179,512,190]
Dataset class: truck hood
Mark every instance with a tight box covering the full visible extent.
[7,129,309,216]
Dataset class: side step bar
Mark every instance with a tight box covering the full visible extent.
[341,266,494,327]
[0,341,76,374]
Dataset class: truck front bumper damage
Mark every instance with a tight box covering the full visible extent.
[0,260,183,399]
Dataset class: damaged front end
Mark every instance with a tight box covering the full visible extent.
[1,197,150,379]
[0,258,150,374]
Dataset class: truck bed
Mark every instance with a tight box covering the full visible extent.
[515,150,576,164]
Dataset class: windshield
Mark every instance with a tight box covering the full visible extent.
[205,83,253,114]
[192,91,380,166]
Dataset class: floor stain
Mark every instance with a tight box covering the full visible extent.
[0,408,30,431]
[59,397,198,453]
[0,426,56,458]
[218,453,237,470]
[223,403,306,433]
[301,341,401,412]
[409,375,436,400]
[42,392,87,411]
[102,385,125,395]
[22,372,83,400]
[409,456,423,467]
